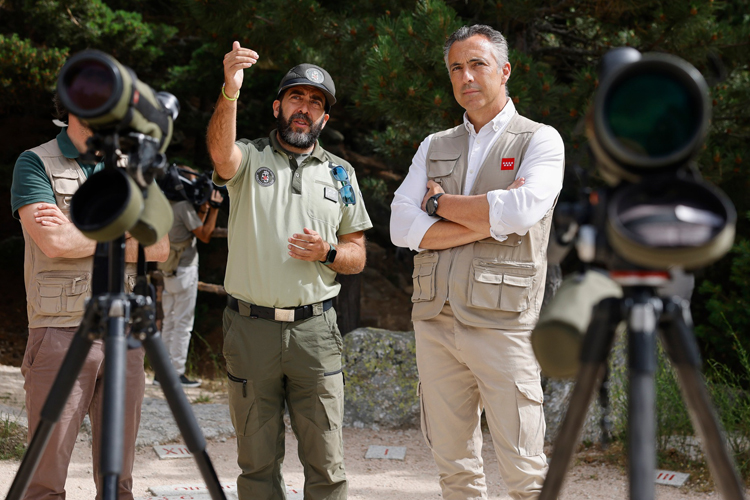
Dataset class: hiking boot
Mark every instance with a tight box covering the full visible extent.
[179,374,201,388]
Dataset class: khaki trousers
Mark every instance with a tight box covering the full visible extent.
[222,306,347,500]
[414,304,547,500]
[21,326,146,500]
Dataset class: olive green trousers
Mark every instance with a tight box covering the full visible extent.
[223,306,347,500]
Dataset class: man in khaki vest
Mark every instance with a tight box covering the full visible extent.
[207,43,372,500]
[390,25,564,500]
[10,94,169,500]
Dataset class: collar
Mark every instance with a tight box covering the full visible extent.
[269,130,328,163]
[462,98,516,136]
[56,128,80,159]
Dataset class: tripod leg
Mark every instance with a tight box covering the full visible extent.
[142,332,227,500]
[100,301,129,500]
[661,298,746,500]
[540,298,621,500]
[627,294,660,500]
[6,307,99,500]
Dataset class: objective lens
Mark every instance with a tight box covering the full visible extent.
[604,72,701,158]
[61,59,115,115]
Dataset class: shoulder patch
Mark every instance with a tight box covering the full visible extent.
[255,167,276,187]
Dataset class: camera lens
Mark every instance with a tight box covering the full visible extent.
[605,72,701,158]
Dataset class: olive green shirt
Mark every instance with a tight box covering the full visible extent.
[214,131,372,308]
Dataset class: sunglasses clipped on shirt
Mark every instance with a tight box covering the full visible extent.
[329,164,356,206]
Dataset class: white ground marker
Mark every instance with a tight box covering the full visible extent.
[655,469,690,487]
[365,445,407,460]
[149,482,236,497]
[153,444,194,460]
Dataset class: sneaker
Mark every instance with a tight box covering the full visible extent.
[152,376,160,386]
[179,374,201,388]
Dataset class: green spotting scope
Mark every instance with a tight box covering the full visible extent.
[57,49,177,153]
[589,48,735,270]
[59,50,177,245]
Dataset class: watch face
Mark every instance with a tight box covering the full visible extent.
[427,197,437,216]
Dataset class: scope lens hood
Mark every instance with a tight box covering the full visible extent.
[58,50,125,120]
[590,52,710,182]
[70,168,144,242]
[606,176,736,269]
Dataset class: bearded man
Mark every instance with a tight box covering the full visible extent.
[206,43,372,500]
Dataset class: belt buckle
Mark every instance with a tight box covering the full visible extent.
[274,308,295,322]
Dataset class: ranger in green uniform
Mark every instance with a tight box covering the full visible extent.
[207,41,372,500]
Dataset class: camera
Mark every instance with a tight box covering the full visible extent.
[56,50,179,245]
[158,164,215,207]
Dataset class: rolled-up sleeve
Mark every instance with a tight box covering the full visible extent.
[487,126,564,239]
[390,136,441,251]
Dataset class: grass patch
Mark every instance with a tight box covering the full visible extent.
[0,416,26,460]
[191,393,213,404]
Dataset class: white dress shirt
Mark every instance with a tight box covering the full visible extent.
[390,99,565,251]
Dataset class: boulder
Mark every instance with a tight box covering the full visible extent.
[343,328,419,429]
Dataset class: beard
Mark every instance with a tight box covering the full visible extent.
[277,108,325,149]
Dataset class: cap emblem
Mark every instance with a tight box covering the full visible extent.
[305,68,324,83]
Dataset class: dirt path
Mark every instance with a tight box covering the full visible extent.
[0,364,745,499]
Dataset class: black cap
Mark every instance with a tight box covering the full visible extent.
[277,63,336,109]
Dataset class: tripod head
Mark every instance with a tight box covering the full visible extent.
[532,48,737,378]
[56,49,179,245]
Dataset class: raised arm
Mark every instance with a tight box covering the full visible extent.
[207,41,259,181]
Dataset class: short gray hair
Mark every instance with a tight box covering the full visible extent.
[443,25,509,71]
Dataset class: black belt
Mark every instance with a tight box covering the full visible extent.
[227,295,332,322]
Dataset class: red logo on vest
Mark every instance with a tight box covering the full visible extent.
[501,158,515,170]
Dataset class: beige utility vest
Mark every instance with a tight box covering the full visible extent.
[22,139,136,329]
[411,113,558,331]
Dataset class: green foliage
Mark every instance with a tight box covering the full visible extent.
[696,234,750,366]
[0,34,68,108]
[0,416,26,461]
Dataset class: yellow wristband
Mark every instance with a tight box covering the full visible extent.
[221,83,239,101]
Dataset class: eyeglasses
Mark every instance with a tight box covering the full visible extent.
[330,164,356,206]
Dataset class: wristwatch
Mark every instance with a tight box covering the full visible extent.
[321,244,337,265]
[426,193,444,217]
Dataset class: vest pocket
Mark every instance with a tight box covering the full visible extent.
[36,272,91,315]
[469,259,535,311]
[51,170,81,208]
[427,151,459,178]
[411,252,438,302]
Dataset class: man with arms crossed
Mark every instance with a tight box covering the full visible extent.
[390,25,564,500]
[11,95,169,499]
[207,42,372,500]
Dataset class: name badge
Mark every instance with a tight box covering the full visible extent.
[324,186,338,203]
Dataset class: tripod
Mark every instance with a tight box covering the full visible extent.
[6,230,226,499]
[539,274,747,500]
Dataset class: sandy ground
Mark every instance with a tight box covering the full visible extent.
[1,364,747,499]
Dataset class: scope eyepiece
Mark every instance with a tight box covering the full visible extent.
[588,50,711,184]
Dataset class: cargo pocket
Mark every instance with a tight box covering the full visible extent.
[51,169,81,208]
[418,381,433,449]
[36,272,90,316]
[411,252,438,303]
[516,380,545,456]
[314,370,344,432]
[227,371,258,437]
[427,152,459,179]
[469,259,535,311]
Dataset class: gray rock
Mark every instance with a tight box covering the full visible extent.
[343,328,419,429]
